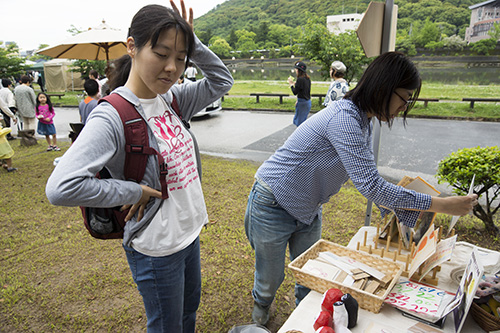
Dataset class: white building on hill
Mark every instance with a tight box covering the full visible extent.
[327,13,364,34]
[465,0,500,43]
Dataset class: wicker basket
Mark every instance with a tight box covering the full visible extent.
[470,301,500,332]
[288,239,402,313]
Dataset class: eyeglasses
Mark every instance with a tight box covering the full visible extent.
[394,91,411,108]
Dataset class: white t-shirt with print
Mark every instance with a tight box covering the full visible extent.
[131,96,207,257]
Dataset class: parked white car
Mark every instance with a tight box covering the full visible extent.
[193,98,222,118]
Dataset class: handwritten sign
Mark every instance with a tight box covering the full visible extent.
[385,280,446,322]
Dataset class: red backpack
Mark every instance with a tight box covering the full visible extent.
[81,93,177,239]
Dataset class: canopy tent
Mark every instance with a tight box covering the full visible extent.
[43,59,84,92]
[27,61,47,71]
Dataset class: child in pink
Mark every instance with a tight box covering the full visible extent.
[36,92,60,151]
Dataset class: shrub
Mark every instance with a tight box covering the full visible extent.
[437,146,500,234]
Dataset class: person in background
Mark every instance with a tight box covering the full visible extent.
[89,69,102,98]
[184,62,198,81]
[323,60,349,107]
[38,74,45,92]
[99,63,115,98]
[245,52,478,326]
[0,97,17,172]
[287,61,311,126]
[45,1,233,331]
[79,79,99,124]
[14,75,37,130]
[36,92,60,151]
[0,79,18,140]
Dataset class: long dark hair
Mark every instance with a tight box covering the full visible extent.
[109,4,195,90]
[297,70,310,80]
[36,92,53,112]
[344,52,421,127]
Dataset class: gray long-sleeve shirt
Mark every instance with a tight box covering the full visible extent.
[46,35,233,246]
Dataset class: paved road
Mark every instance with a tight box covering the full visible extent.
[19,107,499,195]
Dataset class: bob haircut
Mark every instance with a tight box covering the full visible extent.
[111,5,195,89]
[344,52,421,127]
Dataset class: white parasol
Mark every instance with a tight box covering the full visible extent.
[37,20,127,61]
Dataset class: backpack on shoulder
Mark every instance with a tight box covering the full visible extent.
[80,93,175,239]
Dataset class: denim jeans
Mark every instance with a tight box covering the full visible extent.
[244,181,322,307]
[293,98,312,126]
[123,237,201,333]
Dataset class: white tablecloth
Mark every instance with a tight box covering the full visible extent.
[278,227,500,333]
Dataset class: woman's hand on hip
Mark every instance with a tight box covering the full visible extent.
[122,185,162,222]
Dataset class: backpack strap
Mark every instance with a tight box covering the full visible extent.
[170,93,190,129]
[99,94,169,200]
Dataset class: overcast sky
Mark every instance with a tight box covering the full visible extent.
[1,0,228,51]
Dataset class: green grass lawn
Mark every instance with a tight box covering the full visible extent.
[47,80,500,121]
[1,143,498,332]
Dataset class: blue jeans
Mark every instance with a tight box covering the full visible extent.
[293,98,311,126]
[244,181,322,307]
[123,237,201,333]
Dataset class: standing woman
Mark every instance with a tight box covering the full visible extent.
[323,60,349,107]
[288,61,311,126]
[46,1,233,332]
[245,52,477,325]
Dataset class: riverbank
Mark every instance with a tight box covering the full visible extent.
[47,81,500,121]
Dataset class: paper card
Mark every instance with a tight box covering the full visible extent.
[385,279,446,322]
[301,259,341,281]
[409,225,438,278]
[452,247,484,333]
[405,176,441,196]
[419,235,457,281]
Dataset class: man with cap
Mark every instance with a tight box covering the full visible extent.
[323,60,349,107]
[287,61,311,126]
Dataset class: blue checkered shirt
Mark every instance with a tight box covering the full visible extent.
[256,99,431,227]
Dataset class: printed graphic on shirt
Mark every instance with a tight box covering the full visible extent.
[147,109,198,193]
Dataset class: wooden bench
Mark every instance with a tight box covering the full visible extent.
[250,93,289,104]
[47,93,65,100]
[311,94,325,106]
[462,97,500,108]
[416,98,439,107]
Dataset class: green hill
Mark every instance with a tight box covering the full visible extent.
[194,0,476,39]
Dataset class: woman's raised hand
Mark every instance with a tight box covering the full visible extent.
[170,0,194,29]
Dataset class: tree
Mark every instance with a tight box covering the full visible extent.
[299,15,369,84]
[29,44,52,62]
[442,35,466,50]
[256,21,269,45]
[234,29,258,57]
[470,38,497,56]
[415,19,441,47]
[267,24,298,48]
[488,22,500,41]
[396,37,417,56]
[0,42,26,78]
[228,29,238,48]
[209,38,232,59]
[437,146,500,235]
[69,60,106,78]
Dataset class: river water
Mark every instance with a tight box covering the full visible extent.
[226,62,500,84]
